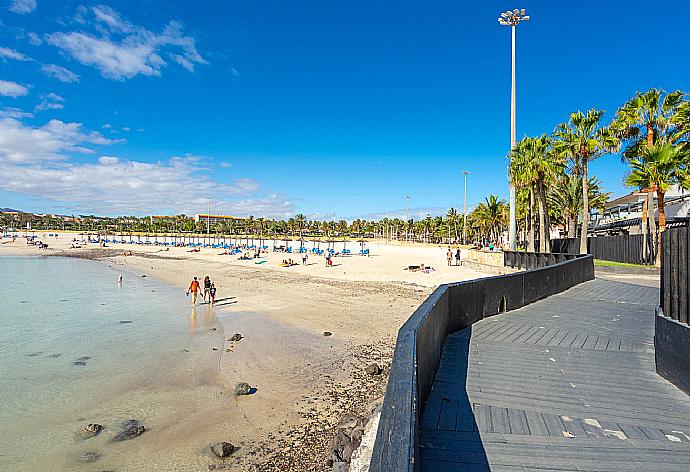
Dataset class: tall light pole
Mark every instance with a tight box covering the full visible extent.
[463,171,470,244]
[405,195,410,242]
[499,8,529,250]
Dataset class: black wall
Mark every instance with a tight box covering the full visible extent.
[369,255,595,472]
[549,235,653,265]
[656,308,690,396]
[656,226,690,396]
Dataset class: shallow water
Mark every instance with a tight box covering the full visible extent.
[0,256,235,471]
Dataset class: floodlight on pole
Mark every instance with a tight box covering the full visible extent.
[498,8,529,250]
[463,171,470,244]
[405,195,411,242]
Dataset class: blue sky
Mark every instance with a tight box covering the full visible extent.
[1,0,689,219]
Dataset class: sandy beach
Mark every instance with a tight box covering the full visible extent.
[1,233,483,470]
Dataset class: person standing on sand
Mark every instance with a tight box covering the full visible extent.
[209,283,217,306]
[203,276,211,302]
[446,248,453,266]
[455,248,461,266]
[302,253,308,265]
[187,277,201,305]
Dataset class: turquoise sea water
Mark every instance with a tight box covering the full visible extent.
[0,256,229,471]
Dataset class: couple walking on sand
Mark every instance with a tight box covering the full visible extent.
[187,275,217,305]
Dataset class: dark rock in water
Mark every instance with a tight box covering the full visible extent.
[73,361,87,366]
[323,331,332,337]
[77,423,103,440]
[120,419,140,430]
[27,351,43,357]
[229,333,243,342]
[208,465,233,471]
[234,382,252,396]
[113,425,145,441]
[212,348,218,351]
[365,363,383,375]
[119,320,133,324]
[210,441,235,458]
[47,353,61,358]
[141,275,147,277]
[78,451,101,463]
[76,356,91,361]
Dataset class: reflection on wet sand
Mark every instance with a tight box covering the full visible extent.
[189,305,217,335]
[189,307,197,334]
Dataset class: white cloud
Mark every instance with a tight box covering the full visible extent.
[35,92,65,112]
[0,117,120,163]
[45,6,207,80]
[0,47,30,61]
[0,107,33,119]
[102,123,112,129]
[219,162,232,168]
[0,79,29,97]
[41,64,79,83]
[0,117,292,217]
[27,32,42,46]
[122,126,130,131]
[9,0,36,14]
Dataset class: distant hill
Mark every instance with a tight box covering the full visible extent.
[0,208,21,213]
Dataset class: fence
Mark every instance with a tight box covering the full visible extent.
[656,224,690,395]
[369,254,595,472]
[548,235,654,265]
[504,250,583,270]
[660,225,689,324]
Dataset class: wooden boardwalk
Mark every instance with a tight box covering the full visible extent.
[420,278,690,471]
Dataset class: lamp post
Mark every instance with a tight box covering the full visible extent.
[498,8,529,250]
[463,171,471,244]
[405,195,410,242]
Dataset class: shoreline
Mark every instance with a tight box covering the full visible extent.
[1,238,481,470]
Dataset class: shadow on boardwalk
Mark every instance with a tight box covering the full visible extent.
[420,325,489,470]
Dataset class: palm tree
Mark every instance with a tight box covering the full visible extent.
[446,208,459,243]
[471,195,508,243]
[613,88,684,258]
[625,142,689,265]
[548,175,610,239]
[554,109,619,254]
[510,135,563,252]
[510,139,537,250]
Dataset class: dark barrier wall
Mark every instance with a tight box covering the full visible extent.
[369,254,595,472]
[549,235,652,265]
[656,226,690,395]
[661,226,690,324]
[655,308,690,396]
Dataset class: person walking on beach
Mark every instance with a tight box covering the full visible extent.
[209,283,217,306]
[187,277,201,305]
[302,253,308,265]
[455,248,461,266]
[446,248,453,266]
[203,276,211,302]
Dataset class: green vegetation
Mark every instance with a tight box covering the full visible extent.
[594,259,654,268]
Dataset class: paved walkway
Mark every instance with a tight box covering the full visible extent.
[420,278,690,471]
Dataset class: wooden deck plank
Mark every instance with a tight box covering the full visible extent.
[420,278,690,471]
